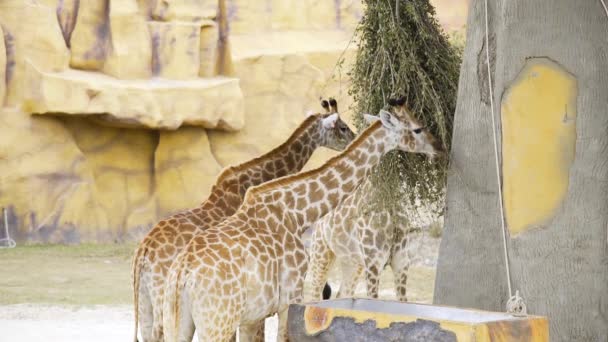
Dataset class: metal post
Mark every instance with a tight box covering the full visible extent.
[1,208,16,248]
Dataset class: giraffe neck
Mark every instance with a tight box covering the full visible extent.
[249,121,392,235]
[195,187,242,220]
[193,116,323,219]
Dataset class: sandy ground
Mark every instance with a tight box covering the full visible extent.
[0,304,279,342]
[0,233,440,341]
[0,304,138,342]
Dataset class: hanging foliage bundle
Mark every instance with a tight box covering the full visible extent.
[348,0,462,216]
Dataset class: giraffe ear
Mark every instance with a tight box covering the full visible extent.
[321,113,339,129]
[379,110,401,130]
[363,114,380,125]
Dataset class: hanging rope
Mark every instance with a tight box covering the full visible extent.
[0,208,16,249]
[600,0,608,19]
[483,0,526,315]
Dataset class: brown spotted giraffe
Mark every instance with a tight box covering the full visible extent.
[132,100,354,342]
[309,99,445,302]
[162,109,443,342]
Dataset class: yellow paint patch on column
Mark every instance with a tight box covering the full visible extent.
[502,58,577,236]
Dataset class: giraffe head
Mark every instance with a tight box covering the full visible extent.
[363,99,445,158]
[312,98,356,151]
[385,96,445,158]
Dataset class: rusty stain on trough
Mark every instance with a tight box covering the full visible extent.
[304,306,332,335]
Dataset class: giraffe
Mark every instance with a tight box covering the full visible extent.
[308,97,445,302]
[162,108,443,342]
[308,177,419,301]
[132,99,354,342]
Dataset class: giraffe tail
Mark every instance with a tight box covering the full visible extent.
[174,264,185,342]
[164,256,185,342]
[132,245,146,342]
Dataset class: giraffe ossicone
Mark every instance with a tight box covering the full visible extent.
[162,107,443,342]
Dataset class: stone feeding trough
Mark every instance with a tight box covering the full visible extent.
[288,299,548,341]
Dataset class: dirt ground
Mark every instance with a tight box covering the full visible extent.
[0,234,439,341]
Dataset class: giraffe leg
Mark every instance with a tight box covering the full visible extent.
[308,227,335,300]
[150,284,166,342]
[162,279,195,342]
[190,291,241,342]
[137,271,165,342]
[239,320,265,342]
[364,264,382,299]
[392,263,409,302]
[277,305,291,342]
[390,232,413,302]
[185,268,244,342]
[163,263,201,342]
[336,261,363,298]
[277,260,307,342]
[253,321,265,342]
[175,291,195,342]
[137,278,155,342]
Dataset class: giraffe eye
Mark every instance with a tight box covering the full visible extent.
[339,126,348,132]
[413,128,424,134]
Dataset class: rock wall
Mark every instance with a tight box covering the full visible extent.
[0,0,241,243]
[0,0,469,243]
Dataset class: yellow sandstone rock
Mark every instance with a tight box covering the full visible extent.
[0,109,225,242]
[226,0,363,34]
[102,0,152,79]
[60,117,157,239]
[208,52,324,166]
[215,0,234,76]
[0,109,107,243]
[149,21,202,79]
[69,0,110,71]
[3,111,156,242]
[0,0,70,106]
[200,21,220,77]
[56,0,80,47]
[23,64,245,130]
[0,26,6,106]
[155,127,222,215]
[149,0,218,21]
[208,30,356,171]
[0,0,366,243]
[431,0,470,31]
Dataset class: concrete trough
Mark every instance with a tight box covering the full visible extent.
[288,298,548,341]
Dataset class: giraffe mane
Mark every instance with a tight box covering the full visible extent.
[213,113,325,185]
[243,121,383,202]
